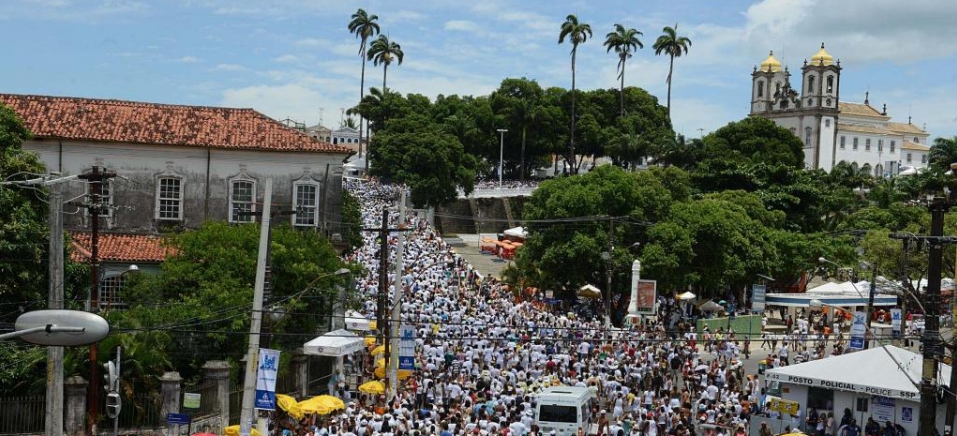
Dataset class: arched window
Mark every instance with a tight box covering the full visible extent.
[826,76,834,93]
[805,127,812,145]
[757,80,764,98]
[808,75,815,93]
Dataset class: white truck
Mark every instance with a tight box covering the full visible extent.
[534,386,600,436]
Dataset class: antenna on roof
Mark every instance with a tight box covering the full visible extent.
[320,108,324,126]
[864,90,869,105]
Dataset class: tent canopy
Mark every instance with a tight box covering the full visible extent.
[578,284,602,299]
[677,291,696,300]
[344,310,371,331]
[303,329,364,357]
[765,345,951,401]
[503,226,527,239]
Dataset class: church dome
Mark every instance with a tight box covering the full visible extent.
[759,51,782,72]
[811,43,833,66]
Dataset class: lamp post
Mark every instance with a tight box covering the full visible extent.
[497,129,508,188]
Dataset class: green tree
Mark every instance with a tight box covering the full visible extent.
[113,222,351,380]
[652,23,692,114]
[490,78,546,180]
[603,24,643,117]
[347,8,380,171]
[704,117,804,169]
[558,14,592,173]
[368,34,404,94]
[369,115,476,207]
[929,136,957,172]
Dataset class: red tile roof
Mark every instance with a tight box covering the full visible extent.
[0,94,352,154]
[70,232,174,263]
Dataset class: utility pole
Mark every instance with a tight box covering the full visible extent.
[919,199,946,436]
[239,178,273,436]
[47,174,65,436]
[865,266,876,349]
[387,192,405,401]
[603,217,614,341]
[77,165,116,434]
[947,336,957,436]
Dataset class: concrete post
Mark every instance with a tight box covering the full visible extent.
[203,361,231,430]
[160,372,182,430]
[64,376,88,436]
[290,350,309,399]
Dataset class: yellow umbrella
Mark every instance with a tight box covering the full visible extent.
[225,426,263,436]
[376,358,386,367]
[364,336,376,346]
[370,345,385,356]
[359,380,385,394]
[373,365,413,380]
[276,394,304,420]
[300,394,345,413]
[369,320,377,330]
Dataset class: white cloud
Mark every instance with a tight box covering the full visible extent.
[221,83,341,125]
[176,56,200,63]
[295,38,330,48]
[391,10,425,21]
[444,20,480,33]
[274,54,299,63]
[213,63,246,71]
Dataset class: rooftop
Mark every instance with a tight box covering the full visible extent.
[838,102,887,118]
[0,94,352,154]
[70,232,173,263]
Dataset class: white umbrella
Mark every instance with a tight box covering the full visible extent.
[694,364,709,372]
[677,291,696,300]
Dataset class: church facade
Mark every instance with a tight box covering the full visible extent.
[749,44,930,175]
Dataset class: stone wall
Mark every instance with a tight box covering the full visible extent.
[435,196,527,235]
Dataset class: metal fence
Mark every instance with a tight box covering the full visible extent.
[229,389,243,425]
[0,395,44,435]
[183,380,221,419]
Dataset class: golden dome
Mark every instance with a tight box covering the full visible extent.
[811,43,833,66]
[759,51,782,72]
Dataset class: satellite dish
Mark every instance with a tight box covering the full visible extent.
[14,310,110,346]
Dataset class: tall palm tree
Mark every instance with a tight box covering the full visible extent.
[367,34,404,95]
[652,23,692,114]
[929,136,957,171]
[603,24,643,117]
[348,8,380,172]
[558,14,592,174]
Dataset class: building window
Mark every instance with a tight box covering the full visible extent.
[890,141,896,153]
[825,119,831,128]
[865,138,871,152]
[914,137,919,143]
[808,76,815,93]
[86,179,113,220]
[229,180,256,223]
[293,181,319,226]
[156,177,183,220]
[907,153,913,163]
[878,139,883,153]
[98,275,129,309]
[922,154,928,164]
[757,81,764,98]
[853,137,859,151]
[826,76,834,93]
[805,127,812,145]
[840,136,846,149]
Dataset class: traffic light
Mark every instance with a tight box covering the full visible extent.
[105,391,121,419]
[103,361,118,392]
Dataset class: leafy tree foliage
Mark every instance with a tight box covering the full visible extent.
[111,222,352,381]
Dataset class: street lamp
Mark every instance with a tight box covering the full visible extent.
[497,129,508,188]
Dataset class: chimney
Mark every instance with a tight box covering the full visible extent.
[882,104,887,116]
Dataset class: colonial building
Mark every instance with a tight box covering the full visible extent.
[1,93,353,304]
[749,44,930,175]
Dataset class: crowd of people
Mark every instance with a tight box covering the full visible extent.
[267,179,902,436]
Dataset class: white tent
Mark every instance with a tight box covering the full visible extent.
[344,310,371,331]
[503,226,527,239]
[578,284,602,299]
[303,329,365,357]
[765,345,951,401]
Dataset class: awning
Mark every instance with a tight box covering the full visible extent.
[504,226,527,238]
[578,284,602,299]
[344,310,371,331]
[303,329,364,357]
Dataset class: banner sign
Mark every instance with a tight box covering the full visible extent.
[890,309,902,339]
[871,396,895,423]
[399,325,416,370]
[764,371,919,401]
[767,398,799,415]
[849,311,866,350]
[254,348,280,410]
[751,284,767,314]
[183,393,201,409]
[631,280,657,315]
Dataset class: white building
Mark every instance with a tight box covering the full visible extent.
[764,345,950,436]
[750,45,930,175]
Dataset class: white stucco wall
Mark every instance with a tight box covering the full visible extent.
[23,138,348,234]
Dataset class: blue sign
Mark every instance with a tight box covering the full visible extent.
[167,413,191,425]
[849,337,864,349]
[399,356,415,370]
[752,284,767,314]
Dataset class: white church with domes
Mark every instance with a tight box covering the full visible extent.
[750,44,930,175]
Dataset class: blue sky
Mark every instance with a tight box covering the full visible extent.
[2,0,956,139]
